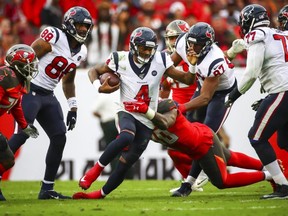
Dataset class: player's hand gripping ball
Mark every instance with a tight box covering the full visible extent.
[100,72,120,87]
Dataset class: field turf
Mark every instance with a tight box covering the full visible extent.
[0,180,287,216]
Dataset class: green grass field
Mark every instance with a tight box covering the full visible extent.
[0,180,287,216]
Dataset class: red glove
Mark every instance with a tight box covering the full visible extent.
[123,101,148,114]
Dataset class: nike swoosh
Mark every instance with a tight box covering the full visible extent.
[50,195,59,199]
[80,176,87,182]
[196,177,208,186]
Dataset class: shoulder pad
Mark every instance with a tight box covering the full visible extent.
[39,26,60,44]
[244,29,266,46]
[0,67,19,89]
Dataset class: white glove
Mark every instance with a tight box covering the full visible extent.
[23,124,39,138]
[227,39,247,58]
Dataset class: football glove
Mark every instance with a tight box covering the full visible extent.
[224,88,242,108]
[23,124,39,138]
[66,111,77,131]
[227,39,247,59]
[123,101,148,113]
[251,98,264,111]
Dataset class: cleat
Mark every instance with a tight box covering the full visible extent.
[193,176,209,189]
[268,159,285,192]
[79,163,104,190]
[171,182,192,197]
[0,189,6,201]
[73,190,104,200]
[79,175,92,190]
[261,184,288,200]
[38,190,71,200]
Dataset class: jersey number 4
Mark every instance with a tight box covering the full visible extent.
[134,85,151,105]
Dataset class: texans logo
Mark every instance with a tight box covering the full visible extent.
[282,11,288,18]
[178,23,189,32]
[135,31,143,37]
[206,31,212,39]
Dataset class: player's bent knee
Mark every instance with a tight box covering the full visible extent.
[120,152,140,167]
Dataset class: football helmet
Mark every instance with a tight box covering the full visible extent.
[5,44,39,81]
[278,5,288,31]
[239,4,270,36]
[62,6,93,43]
[129,27,158,64]
[165,20,189,53]
[186,22,215,57]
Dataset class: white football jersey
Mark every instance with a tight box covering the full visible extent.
[32,27,87,91]
[106,51,173,129]
[176,34,236,91]
[243,27,288,93]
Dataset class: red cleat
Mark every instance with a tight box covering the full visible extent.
[79,162,104,190]
[73,190,104,200]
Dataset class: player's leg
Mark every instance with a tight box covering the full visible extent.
[201,133,269,189]
[0,133,15,201]
[36,94,69,200]
[78,112,137,190]
[167,148,192,179]
[8,91,41,153]
[73,120,152,199]
[248,92,288,199]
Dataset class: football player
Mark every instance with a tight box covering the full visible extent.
[277,5,288,31]
[0,44,39,201]
[226,4,288,199]
[161,20,207,191]
[8,6,93,200]
[123,98,273,197]
[72,26,195,199]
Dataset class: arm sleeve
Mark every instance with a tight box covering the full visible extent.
[10,98,28,129]
[237,42,265,94]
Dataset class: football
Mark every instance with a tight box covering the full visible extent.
[99,72,120,86]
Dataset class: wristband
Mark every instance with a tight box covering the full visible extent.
[93,80,98,89]
[145,107,156,120]
[189,65,196,74]
[67,97,77,109]
[226,48,236,59]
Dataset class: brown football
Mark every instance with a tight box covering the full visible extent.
[99,72,120,86]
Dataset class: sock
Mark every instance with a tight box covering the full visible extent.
[227,151,263,170]
[263,171,272,180]
[265,160,288,185]
[185,175,196,185]
[41,180,54,191]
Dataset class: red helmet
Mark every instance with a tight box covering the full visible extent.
[5,44,39,81]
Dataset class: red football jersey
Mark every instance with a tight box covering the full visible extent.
[0,66,28,129]
[152,112,213,160]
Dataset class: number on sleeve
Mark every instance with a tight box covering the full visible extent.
[40,29,54,42]
[273,34,288,62]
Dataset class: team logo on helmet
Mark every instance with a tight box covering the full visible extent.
[282,11,288,19]
[206,31,212,39]
[241,5,254,22]
[178,23,189,32]
[135,31,143,38]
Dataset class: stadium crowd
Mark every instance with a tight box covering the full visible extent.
[0,0,287,68]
